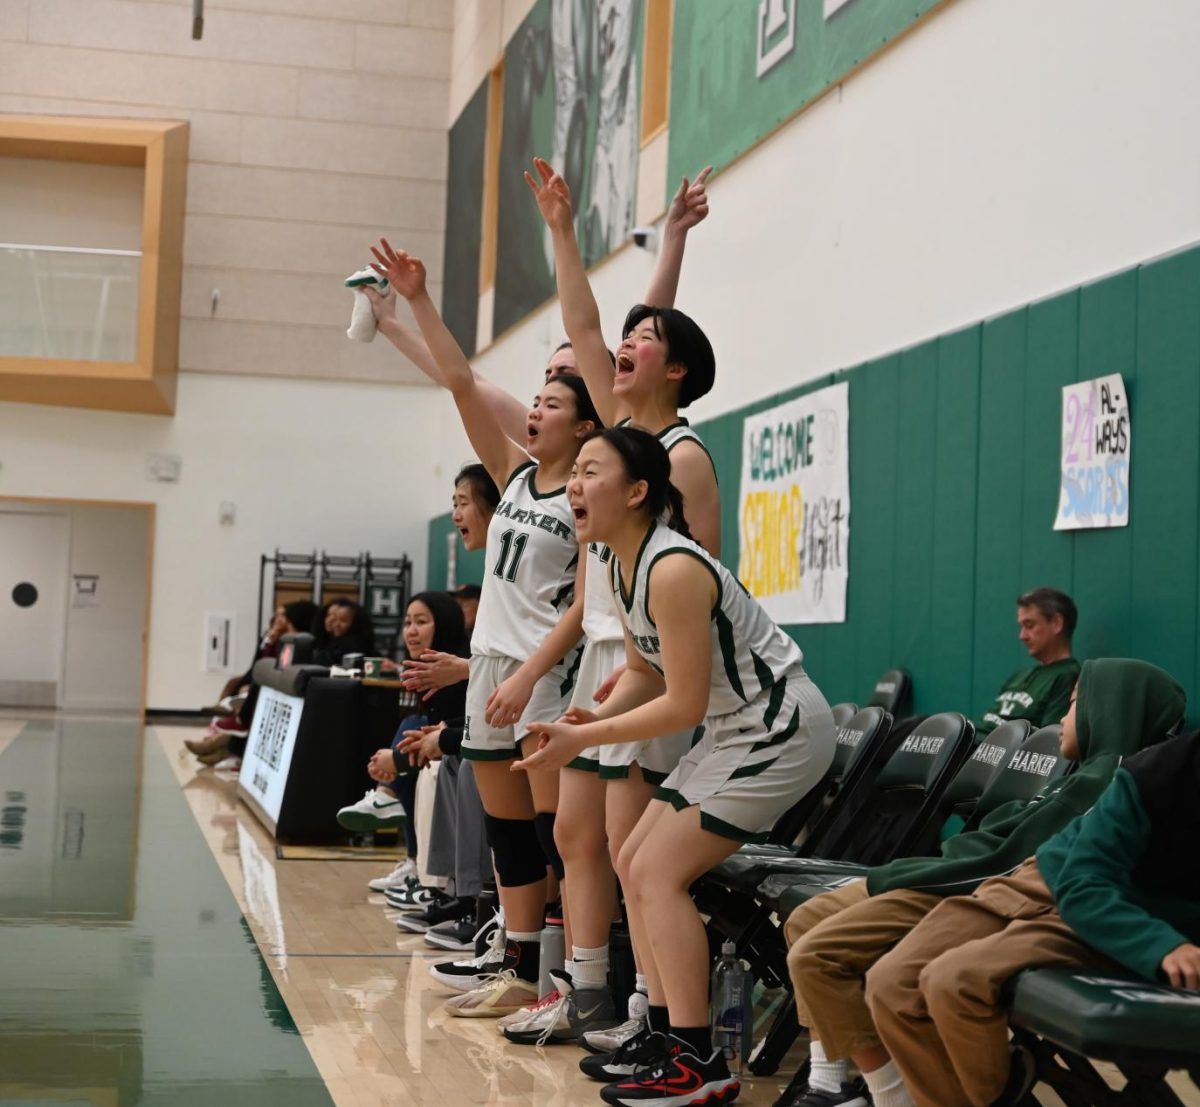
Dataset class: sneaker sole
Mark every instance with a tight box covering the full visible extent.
[337,811,406,832]
[395,918,433,933]
[502,1026,577,1045]
[445,1003,532,1018]
[602,1077,740,1107]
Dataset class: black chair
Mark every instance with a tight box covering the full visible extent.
[831,701,860,727]
[867,668,911,715]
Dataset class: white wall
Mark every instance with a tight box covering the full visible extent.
[0,372,450,709]
[432,0,1200,478]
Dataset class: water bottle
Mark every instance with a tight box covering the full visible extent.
[710,940,752,1072]
[537,923,565,997]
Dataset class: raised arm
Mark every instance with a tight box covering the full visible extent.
[361,278,530,444]
[642,167,712,309]
[372,240,526,490]
[526,158,624,428]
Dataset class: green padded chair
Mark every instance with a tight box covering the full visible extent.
[1010,968,1200,1105]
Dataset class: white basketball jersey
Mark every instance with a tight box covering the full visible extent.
[582,541,624,642]
[612,521,804,717]
[472,462,579,660]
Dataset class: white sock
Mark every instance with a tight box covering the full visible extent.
[807,1040,851,1095]
[864,1060,914,1107]
[571,944,609,989]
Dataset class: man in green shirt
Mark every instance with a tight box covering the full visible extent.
[977,587,1080,735]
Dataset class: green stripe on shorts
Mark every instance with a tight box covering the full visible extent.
[567,754,601,772]
[751,705,800,753]
[461,746,521,761]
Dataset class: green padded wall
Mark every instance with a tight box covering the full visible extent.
[426,244,1200,721]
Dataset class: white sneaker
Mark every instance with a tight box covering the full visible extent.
[368,858,416,892]
[581,1015,646,1054]
[336,788,405,831]
[429,921,506,992]
[443,969,539,1018]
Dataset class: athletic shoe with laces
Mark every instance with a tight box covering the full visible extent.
[336,787,406,831]
[384,882,439,912]
[599,1036,739,1106]
[423,914,477,952]
[367,858,416,892]
[395,894,470,934]
[580,1027,670,1083]
[775,1077,869,1107]
[429,919,505,992]
[443,968,539,1018]
[582,1014,647,1055]
[496,984,562,1032]
[502,969,619,1045]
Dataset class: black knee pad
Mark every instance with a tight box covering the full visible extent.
[533,811,565,881]
[483,814,546,887]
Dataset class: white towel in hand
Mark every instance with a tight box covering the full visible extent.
[344,267,389,342]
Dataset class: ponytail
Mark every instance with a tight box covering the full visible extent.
[663,481,693,541]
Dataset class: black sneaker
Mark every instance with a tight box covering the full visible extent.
[580,1027,670,1083]
[776,1077,869,1107]
[424,914,477,952]
[600,1036,739,1105]
[429,924,506,992]
[395,895,470,934]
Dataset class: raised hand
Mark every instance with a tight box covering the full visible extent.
[665,166,712,235]
[369,238,427,300]
[524,156,574,232]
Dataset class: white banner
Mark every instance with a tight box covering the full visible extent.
[1054,373,1130,530]
[738,381,850,623]
[238,685,304,825]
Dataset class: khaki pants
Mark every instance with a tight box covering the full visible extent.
[784,879,943,1058]
[866,860,1119,1107]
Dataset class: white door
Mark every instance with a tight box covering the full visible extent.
[0,511,70,706]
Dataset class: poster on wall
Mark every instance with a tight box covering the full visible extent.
[738,381,850,623]
[668,0,948,197]
[1054,374,1130,530]
[494,0,644,336]
[442,78,489,357]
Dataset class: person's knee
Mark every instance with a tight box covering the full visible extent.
[918,950,975,1020]
[864,946,911,1017]
[483,814,545,887]
[554,805,606,864]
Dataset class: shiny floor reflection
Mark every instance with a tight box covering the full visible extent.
[0,717,333,1105]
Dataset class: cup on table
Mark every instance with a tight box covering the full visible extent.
[362,657,387,679]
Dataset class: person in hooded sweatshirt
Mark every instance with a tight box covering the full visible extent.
[778,659,1185,1107]
[868,713,1200,1107]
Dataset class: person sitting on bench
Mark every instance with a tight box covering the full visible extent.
[866,710,1199,1107]
[780,658,1184,1107]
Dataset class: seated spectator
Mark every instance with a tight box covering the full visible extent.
[778,659,1183,1107]
[977,587,1080,734]
[453,582,482,637]
[867,724,1200,1107]
[339,592,468,901]
[187,599,317,763]
[312,598,376,666]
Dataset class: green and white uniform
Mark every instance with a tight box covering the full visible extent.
[611,521,836,841]
[605,420,717,780]
[462,462,581,761]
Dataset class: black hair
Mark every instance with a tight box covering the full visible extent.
[1017,587,1078,639]
[621,304,715,408]
[545,371,603,432]
[454,583,482,600]
[552,339,616,367]
[584,426,692,540]
[321,597,376,654]
[454,462,501,512]
[283,599,319,635]
[406,590,469,658]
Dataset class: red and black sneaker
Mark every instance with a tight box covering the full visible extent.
[599,1036,740,1106]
